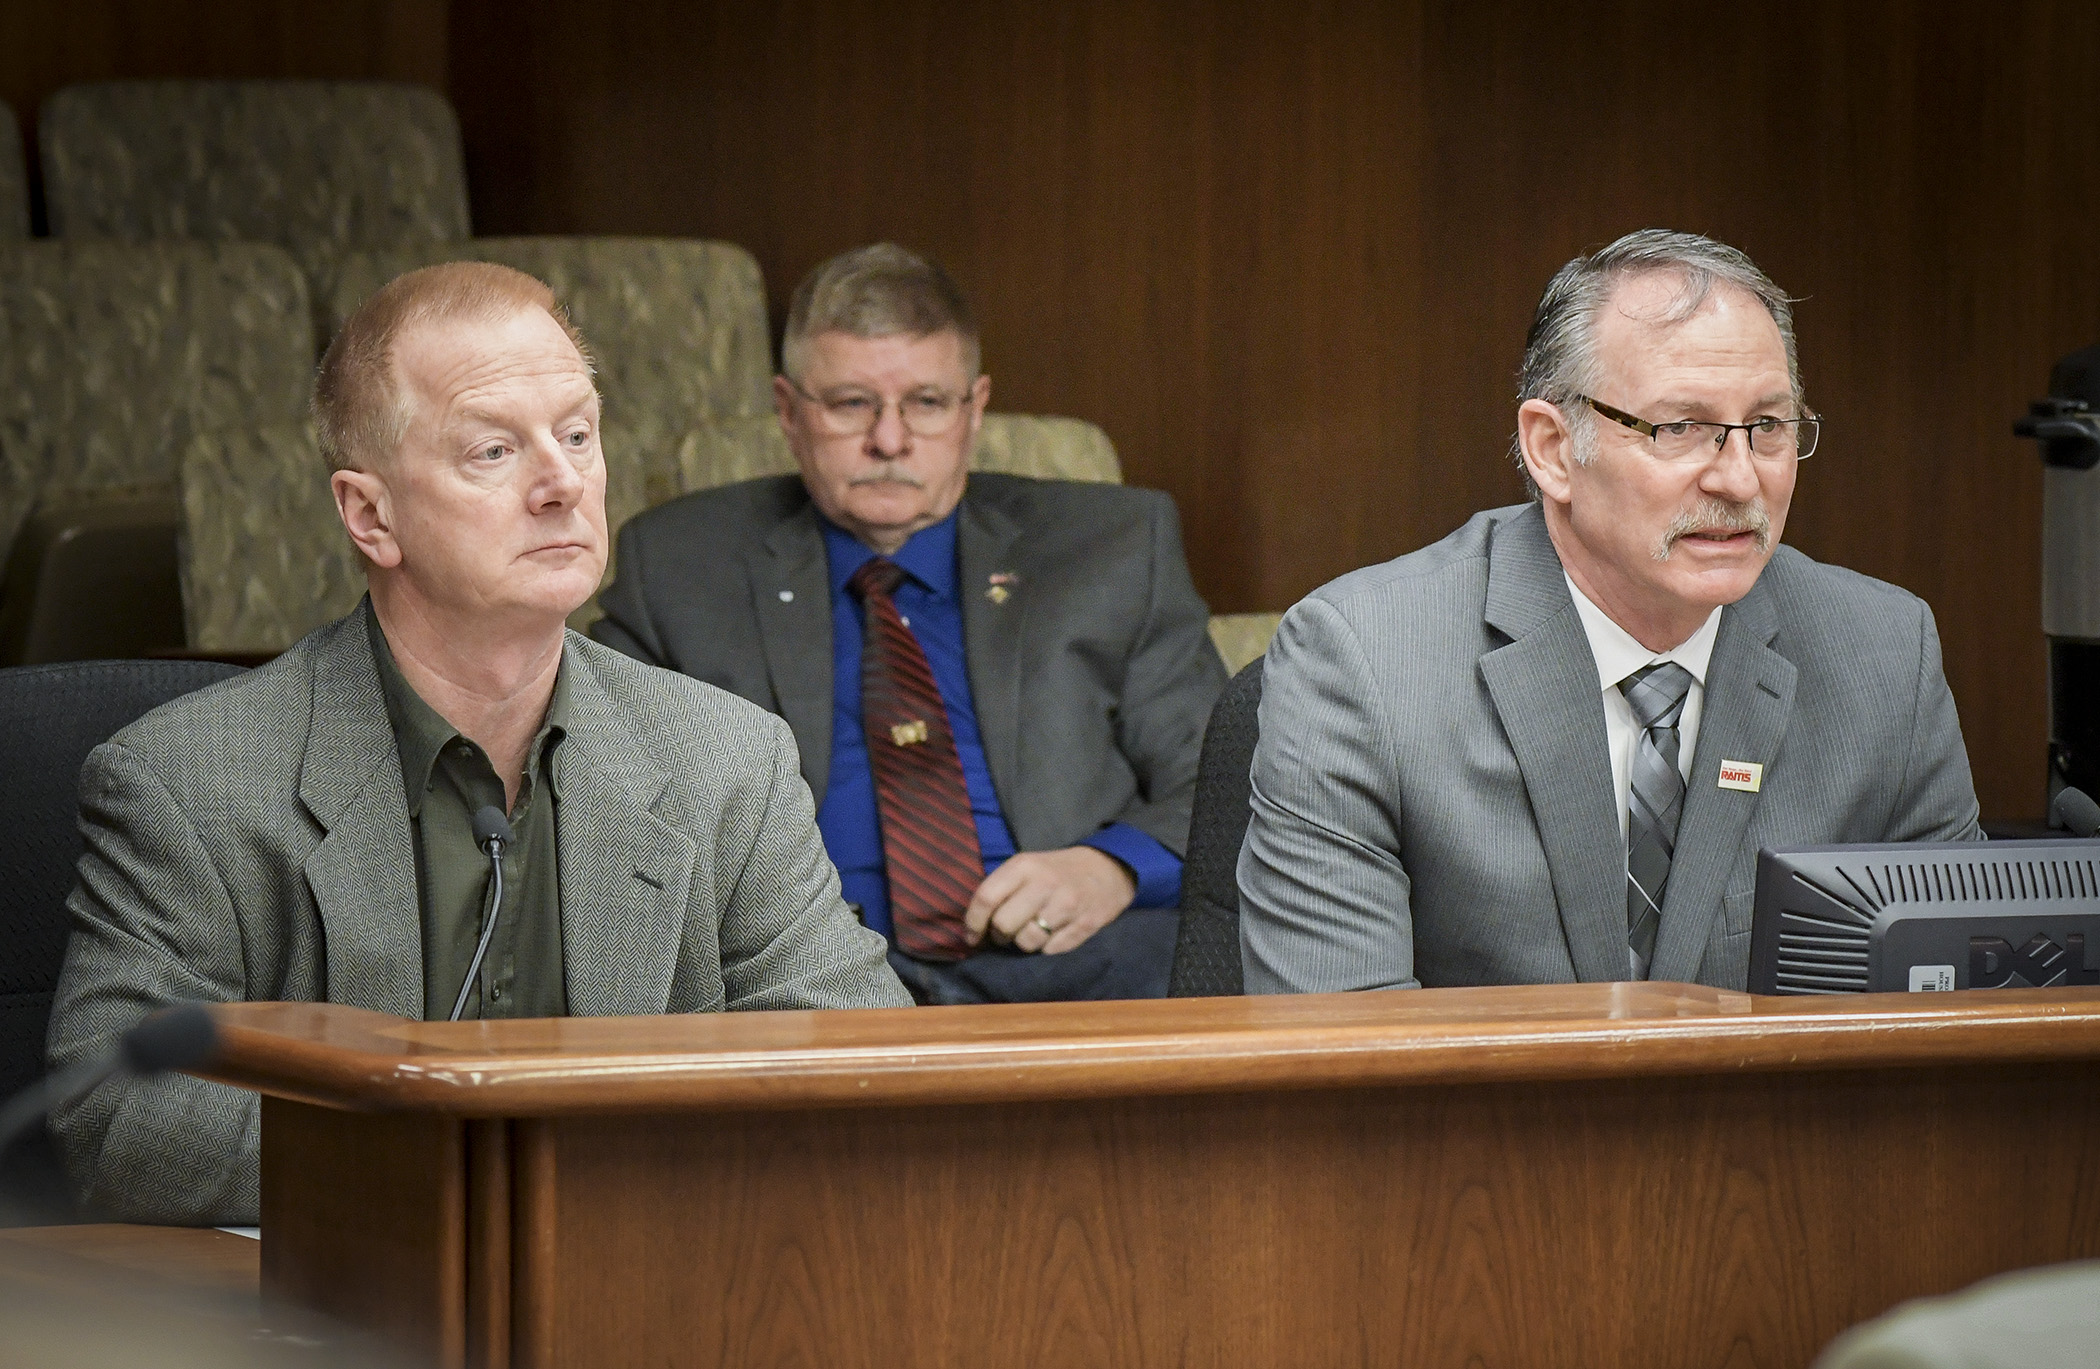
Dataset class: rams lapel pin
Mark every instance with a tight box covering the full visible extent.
[986,571,1019,605]
[1717,759,1763,793]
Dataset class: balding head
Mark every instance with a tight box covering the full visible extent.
[315,260,595,472]
[325,260,609,654]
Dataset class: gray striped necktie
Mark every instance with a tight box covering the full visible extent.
[1621,662,1695,980]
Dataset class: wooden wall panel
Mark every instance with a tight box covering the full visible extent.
[450,0,1432,646]
[448,0,2100,821]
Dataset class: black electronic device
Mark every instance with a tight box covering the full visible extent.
[1749,839,2100,995]
[2014,347,2100,814]
[0,1003,219,1167]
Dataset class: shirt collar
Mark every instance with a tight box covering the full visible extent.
[366,608,573,813]
[820,507,961,603]
[1563,572,1723,693]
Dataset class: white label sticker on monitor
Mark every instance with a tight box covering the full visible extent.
[1909,964,1956,992]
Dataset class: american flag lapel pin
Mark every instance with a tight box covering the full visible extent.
[986,571,1019,605]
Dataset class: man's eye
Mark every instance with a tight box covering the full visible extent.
[1655,422,1697,438]
[479,444,509,461]
[828,397,876,416]
[906,394,954,415]
[1752,417,1783,434]
[565,429,591,447]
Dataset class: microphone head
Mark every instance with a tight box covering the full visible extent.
[121,1003,220,1075]
[2052,786,2100,839]
[471,804,515,852]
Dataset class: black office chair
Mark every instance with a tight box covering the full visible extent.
[0,659,244,1223]
[1168,657,1264,997]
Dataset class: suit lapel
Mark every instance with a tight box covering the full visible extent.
[553,641,696,1016]
[745,503,835,799]
[1476,507,1630,983]
[1647,582,1795,983]
[298,603,424,1018]
[958,489,1026,821]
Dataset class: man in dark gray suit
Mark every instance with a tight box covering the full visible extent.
[1241,230,1981,994]
[47,262,908,1225]
[596,244,1226,1003]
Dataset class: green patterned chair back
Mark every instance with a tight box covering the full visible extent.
[1205,612,1283,675]
[0,103,27,239]
[180,419,653,653]
[675,411,1125,495]
[179,424,363,654]
[0,241,314,571]
[318,238,773,509]
[39,81,469,274]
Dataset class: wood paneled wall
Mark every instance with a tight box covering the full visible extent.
[5,1,2092,820]
[448,0,2100,821]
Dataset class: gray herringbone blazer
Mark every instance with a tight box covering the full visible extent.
[1239,503,1982,994]
[46,602,909,1225]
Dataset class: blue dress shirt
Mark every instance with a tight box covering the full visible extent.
[815,511,1181,937]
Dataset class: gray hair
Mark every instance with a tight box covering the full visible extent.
[1512,229,1802,479]
[780,242,980,382]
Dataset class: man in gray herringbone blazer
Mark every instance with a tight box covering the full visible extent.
[47,262,907,1225]
[1240,231,1981,995]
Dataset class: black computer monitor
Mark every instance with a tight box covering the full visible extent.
[1749,839,2100,995]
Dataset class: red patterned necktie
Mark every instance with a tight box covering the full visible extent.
[848,557,981,960]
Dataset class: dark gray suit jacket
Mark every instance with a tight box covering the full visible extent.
[594,473,1227,857]
[1240,502,1983,994]
[47,603,908,1225]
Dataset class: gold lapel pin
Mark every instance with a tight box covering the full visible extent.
[986,571,1019,605]
[890,719,930,746]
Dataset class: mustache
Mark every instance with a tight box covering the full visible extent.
[849,471,925,489]
[1654,498,1771,560]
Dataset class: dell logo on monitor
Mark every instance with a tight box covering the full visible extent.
[1968,932,2099,988]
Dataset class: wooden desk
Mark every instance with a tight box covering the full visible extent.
[198,984,2100,1369]
[0,1221,259,1300]
[0,1223,264,1362]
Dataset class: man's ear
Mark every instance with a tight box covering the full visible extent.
[331,467,402,570]
[771,374,799,437]
[1516,398,1579,505]
[969,372,991,414]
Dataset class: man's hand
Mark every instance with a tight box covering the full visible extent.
[964,847,1137,955]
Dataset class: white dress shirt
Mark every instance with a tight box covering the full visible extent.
[1564,574,1723,844]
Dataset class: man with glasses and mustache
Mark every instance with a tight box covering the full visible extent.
[597,244,1226,1003]
[1239,229,1981,994]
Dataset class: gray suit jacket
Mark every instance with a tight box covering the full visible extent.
[1240,503,1982,994]
[47,603,909,1225]
[593,474,1227,857]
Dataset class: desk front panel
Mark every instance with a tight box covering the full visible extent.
[496,1061,2100,1369]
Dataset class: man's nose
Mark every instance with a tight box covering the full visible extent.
[865,400,911,459]
[527,436,588,511]
[1700,428,1763,501]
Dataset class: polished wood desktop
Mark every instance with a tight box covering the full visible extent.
[198,984,2100,1368]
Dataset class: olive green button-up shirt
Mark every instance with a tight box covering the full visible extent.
[367,614,571,1021]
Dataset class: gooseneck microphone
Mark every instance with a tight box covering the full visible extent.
[0,1003,220,1161]
[2051,785,2100,838]
[449,805,517,1022]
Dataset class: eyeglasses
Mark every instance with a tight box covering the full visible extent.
[1577,395,1820,463]
[788,380,972,438]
